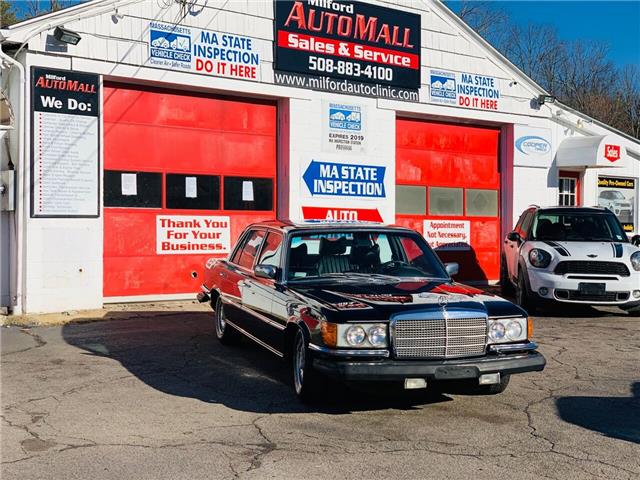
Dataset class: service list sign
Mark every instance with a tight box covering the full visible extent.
[275,0,421,90]
[31,68,100,217]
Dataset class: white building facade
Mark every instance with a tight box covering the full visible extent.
[1,0,638,314]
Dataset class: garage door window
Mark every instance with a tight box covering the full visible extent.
[104,170,162,208]
[466,189,498,217]
[428,187,463,216]
[224,177,273,211]
[166,174,220,210]
[396,185,426,215]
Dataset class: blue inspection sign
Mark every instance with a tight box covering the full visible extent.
[302,160,386,198]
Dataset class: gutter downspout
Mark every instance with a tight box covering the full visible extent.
[0,43,26,314]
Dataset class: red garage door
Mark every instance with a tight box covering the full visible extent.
[103,84,276,298]
[396,119,501,282]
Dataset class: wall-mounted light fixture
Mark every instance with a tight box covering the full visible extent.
[537,94,557,106]
[53,26,82,45]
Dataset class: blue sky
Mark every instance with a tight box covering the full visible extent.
[446,1,640,68]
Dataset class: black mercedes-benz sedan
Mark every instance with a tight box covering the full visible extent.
[198,221,546,402]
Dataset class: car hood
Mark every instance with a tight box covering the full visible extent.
[288,279,525,321]
[532,240,637,259]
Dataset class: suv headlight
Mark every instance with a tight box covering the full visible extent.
[631,251,640,271]
[488,317,528,344]
[321,322,388,348]
[529,249,551,268]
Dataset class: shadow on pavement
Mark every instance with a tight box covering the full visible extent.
[62,312,451,414]
[556,382,640,444]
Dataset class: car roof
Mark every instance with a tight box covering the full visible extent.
[532,206,611,214]
[243,220,414,234]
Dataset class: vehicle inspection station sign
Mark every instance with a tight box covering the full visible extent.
[429,68,501,111]
[148,21,261,81]
[31,67,100,217]
[274,0,421,99]
[302,160,386,197]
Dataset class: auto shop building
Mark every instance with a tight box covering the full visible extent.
[1,0,639,314]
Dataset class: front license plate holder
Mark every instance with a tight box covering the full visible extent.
[434,366,478,380]
[578,282,606,295]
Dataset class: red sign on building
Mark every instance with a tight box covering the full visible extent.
[604,144,621,162]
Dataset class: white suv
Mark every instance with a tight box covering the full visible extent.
[501,206,640,315]
[598,190,633,217]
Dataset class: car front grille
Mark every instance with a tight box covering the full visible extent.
[392,314,487,359]
[554,261,630,277]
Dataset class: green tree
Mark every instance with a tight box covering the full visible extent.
[0,0,18,27]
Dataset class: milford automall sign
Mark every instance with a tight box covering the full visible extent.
[274,0,421,91]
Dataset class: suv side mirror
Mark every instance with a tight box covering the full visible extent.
[254,264,277,280]
[445,262,459,277]
[507,231,521,242]
[631,235,640,247]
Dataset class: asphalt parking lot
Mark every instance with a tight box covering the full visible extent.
[1,304,639,480]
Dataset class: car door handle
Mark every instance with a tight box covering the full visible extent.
[219,272,226,278]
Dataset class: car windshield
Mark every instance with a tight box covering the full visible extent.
[531,212,628,242]
[610,191,625,200]
[287,230,448,281]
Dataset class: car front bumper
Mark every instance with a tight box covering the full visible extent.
[527,270,640,305]
[313,351,546,382]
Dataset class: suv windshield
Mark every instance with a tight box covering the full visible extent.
[531,211,628,242]
[287,230,448,281]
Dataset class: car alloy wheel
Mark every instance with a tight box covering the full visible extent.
[293,330,306,395]
[215,299,227,339]
[214,297,240,345]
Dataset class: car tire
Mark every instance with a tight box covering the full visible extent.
[214,297,241,345]
[500,255,515,296]
[292,329,325,403]
[516,270,537,315]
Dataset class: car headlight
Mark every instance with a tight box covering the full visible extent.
[345,326,366,346]
[488,317,528,344]
[324,323,388,348]
[631,251,640,271]
[368,325,387,347]
[529,249,551,268]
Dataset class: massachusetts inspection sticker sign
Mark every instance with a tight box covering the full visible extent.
[322,101,367,154]
[148,21,260,80]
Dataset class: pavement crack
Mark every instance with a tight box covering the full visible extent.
[1,328,47,357]
[245,416,277,473]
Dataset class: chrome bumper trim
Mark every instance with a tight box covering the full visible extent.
[309,343,390,357]
[489,342,538,353]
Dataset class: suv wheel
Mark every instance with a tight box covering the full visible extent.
[500,255,515,296]
[292,329,325,403]
[516,270,537,315]
[214,297,241,345]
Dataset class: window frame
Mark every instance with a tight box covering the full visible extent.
[256,231,284,272]
[234,229,267,272]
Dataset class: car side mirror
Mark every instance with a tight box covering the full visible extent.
[631,235,640,247]
[254,264,277,280]
[507,231,521,242]
[445,262,459,277]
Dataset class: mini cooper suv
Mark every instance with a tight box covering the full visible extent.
[502,206,640,315]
